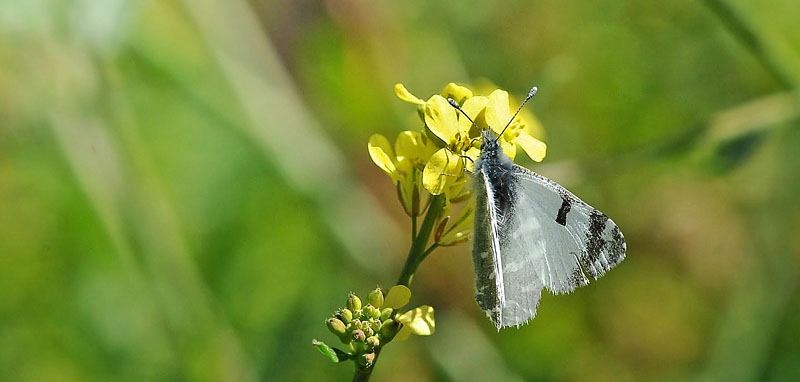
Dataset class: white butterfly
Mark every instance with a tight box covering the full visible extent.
[449,88,626,329]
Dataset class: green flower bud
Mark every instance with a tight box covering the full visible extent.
[351,319,362,330]
[371,306,382,320]
[353,309,363,319]
[347,293,362,312]
[337,308,353,324]
[380,308,393,321]
[367,288,384,309]
[366,335,380,349]
[357,352,376,367]
[326,318,347,337]
[379,318,400,341]
[352,329,366,342]
[361,305,378,321]
[352,330,367,353]
[364,327,374,337]
[369,318,382,331]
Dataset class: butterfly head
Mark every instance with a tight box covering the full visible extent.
[480,129,499,151]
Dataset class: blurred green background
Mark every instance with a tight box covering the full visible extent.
[2,0,800,381]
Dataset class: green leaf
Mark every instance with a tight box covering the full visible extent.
[312,340,352,363]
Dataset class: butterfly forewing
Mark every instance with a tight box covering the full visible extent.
[471,168,505,324]
[472,164,626,329]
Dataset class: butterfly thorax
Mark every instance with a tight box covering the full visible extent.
[475,130,517,224]
[475,130,513,174]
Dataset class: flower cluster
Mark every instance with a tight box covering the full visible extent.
[368,83,548,246]
[313,286,434,368]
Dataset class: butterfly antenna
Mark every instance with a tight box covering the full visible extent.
[447,97,478,132]
[495,86,538,142]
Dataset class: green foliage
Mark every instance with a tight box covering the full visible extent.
[1,0,800,381]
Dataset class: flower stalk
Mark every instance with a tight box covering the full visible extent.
[397,194,446,286]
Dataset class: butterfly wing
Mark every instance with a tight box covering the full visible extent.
[472,165,626,329]
[472,167,514,326]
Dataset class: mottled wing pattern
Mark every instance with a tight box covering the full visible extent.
[471,168,509,325]
[473,165,626,329]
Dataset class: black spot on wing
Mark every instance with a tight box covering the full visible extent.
[555,196,571,226]
[607,225,626,265]
[584,210,609,267]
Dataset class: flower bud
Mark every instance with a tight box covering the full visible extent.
[326,318,347,337]
[367,288,384,309]
[396,182,411,216]
[380,308,393,321]
[347,293,362,312]
[364,326,374,337]
[379,318,400,341]
[357,352,376,367]
[363,305,381,320]
[352,329,366,342]
[351,319,361,330]
[369,318,382,331]
[434,215,450,242]
[366,335,380,349]
[337,308,353,324]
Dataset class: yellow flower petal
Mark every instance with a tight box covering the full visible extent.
[395,130,436,167]
[485,89,512,135]
[395,131,422,160]
[397,305,435,336]
[394,325,412,341]
[384,285,411,309]
[441,83,473,104]
[457,96,489,133]
[394,83,425,105]
[423,148,463,195]
[465,147,480,172]
[424,95,459,146]
[515,133,547,162]
[520,110,546,139]
[368,134,398,180]
[500,139,516,160]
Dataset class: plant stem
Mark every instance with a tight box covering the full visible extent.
[353,194,445,381]
[396,194,446,286]
[352,348,382,382]
[411,215,417,242]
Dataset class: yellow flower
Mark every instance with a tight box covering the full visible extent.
[368,131,436,216]
[484,89,547,162]
[369,82,548,244]
[382,285,435,341]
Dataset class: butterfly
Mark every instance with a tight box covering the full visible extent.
[448,87,626,329]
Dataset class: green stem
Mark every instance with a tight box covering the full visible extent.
[354,195,445,382]
[396,194,446,286]
[418,243,440,265]
[411,215,417,242]
[352,348,382,382]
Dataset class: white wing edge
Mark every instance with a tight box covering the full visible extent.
[480,168,506,324]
